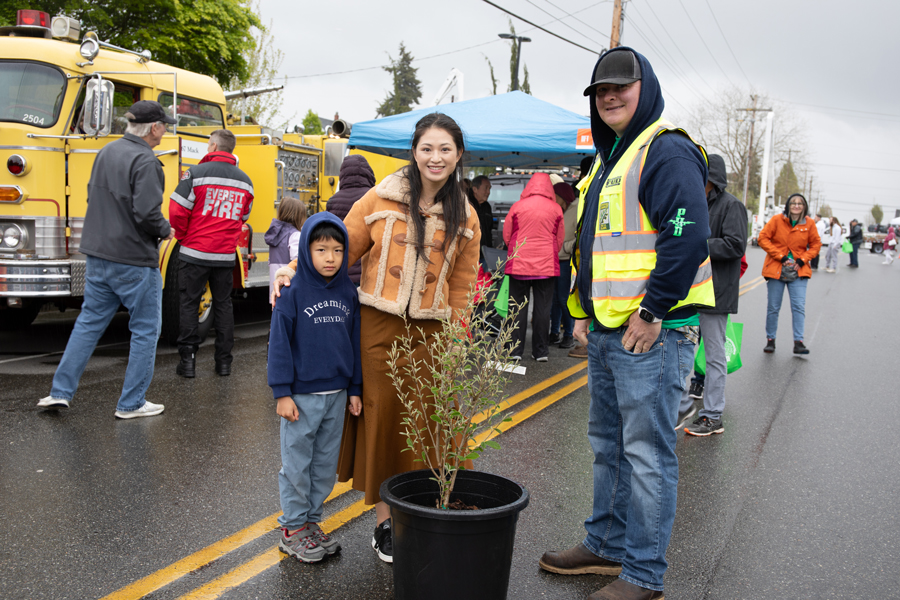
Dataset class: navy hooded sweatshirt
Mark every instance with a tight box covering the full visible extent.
[577,47,711,325]
[267,212,362,399]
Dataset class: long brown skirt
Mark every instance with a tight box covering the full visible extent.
[337,305,445,505]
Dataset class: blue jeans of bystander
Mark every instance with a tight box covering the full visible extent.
[583,327,695,591]
[50,256,162,413]
[765,278,808,341]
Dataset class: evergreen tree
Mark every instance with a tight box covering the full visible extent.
[484,55,498,95]
[819,204,833,218]
[871,203,884,224]
[504,21,531,94]
[521,65,532,95]
[301,110,323,135]
[774,160,801,206]
[375,42,422,117]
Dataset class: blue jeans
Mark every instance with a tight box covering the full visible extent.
[278,391,347,529]
[51,256,162,412]
[550,259,575,338]
[849,243,860,266]
[583,327,695,590]
[765,278,808,341]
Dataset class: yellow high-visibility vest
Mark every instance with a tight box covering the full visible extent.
[568,117,715,328]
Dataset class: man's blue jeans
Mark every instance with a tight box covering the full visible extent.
[550,259,575,338]
[51,255,162,413]
[849,243,860,266]
[765,278,807,342]
[583,327,695,591]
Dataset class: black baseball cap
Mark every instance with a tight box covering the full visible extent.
[583,50,642,96]
[125,100,177,124]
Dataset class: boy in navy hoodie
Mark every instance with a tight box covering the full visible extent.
[268,212,362,563]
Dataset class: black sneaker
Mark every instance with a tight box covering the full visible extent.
[763,339,775,353]
[559,335,576,349]
[793,341,810,355]
[675,404,697,431]
[685,416,724,437]
[688,381,704,400]
[549,332,562,345]
[372,519,393,563]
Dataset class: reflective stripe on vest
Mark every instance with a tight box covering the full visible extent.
[568,117,715,327]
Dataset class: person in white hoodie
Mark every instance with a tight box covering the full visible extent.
[811,214,829,271]
[824,216,843,273]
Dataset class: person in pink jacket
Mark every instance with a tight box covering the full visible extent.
[504,173,565,361]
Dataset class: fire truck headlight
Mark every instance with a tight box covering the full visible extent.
[3,225,26,249]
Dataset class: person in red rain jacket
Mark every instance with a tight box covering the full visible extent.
[169,129,254,378]
[503,172,565,362]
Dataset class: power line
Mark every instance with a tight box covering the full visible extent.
[808,162,900,173]
[538,0,614,46]
[702,0,752,87]
[524,0,599,46]
[675,0,736,87]
[481,0,603,54]
[776,99,900,121]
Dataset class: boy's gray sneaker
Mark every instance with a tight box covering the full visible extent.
[37,396,70,409]
[114,401,164,419]
[685,415,724,437]
[307,522,341,555]
[279,526,327,563]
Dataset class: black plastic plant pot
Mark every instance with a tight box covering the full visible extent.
[380,469,530,600]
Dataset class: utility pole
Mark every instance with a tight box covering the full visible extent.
[610,0,624,48]
[757,111,774,228]
[736,96,773,208]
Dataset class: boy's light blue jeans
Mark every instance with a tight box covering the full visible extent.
[583,327,694,591]
[278,390,346,530]
[765,278,808,341]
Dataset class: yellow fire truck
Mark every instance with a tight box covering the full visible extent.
[0,10,403,339]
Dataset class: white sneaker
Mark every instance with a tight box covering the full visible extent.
[115,400,165,419]
[37,396,70,409]
[534,356,549,363]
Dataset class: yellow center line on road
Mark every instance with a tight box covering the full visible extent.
[99,481,356,600]
[176,499,371,600]
[101,363,588,600]
[177,375,592,600]
[739,275,763,290]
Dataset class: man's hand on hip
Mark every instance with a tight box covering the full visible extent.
[621,310,662,354]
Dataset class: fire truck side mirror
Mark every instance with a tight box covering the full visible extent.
[82,77,115,137]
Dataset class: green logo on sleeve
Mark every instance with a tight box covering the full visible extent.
[668,208,695,237]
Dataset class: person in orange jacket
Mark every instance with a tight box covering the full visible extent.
[757,193,821,355]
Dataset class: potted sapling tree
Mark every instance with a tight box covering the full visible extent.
[380,262,531,600]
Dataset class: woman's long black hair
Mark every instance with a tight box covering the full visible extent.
[405,113,467,260]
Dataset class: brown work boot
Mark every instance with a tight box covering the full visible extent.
[588,578,664,600]
[568,344,588,358]
[539,543,622,575]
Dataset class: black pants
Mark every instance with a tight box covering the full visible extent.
[508,276,554,360]
[177,259,234,364]
[809,253,820,269]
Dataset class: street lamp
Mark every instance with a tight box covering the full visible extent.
[498,33,531,92]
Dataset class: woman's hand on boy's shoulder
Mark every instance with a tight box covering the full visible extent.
[348,395,362,417]
[276,396,298,422]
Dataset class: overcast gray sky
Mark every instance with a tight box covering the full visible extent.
[261,0,900,226]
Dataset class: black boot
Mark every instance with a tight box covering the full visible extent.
[176,348,196,378]
[763,338,775,354]
[215,361,231,376]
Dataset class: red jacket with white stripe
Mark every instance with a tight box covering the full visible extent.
[169,152,254,267]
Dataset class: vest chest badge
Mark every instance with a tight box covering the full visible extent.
[604,176,622,188]
[599,201,611,231]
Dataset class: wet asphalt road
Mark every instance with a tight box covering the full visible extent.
[1,247,899,600]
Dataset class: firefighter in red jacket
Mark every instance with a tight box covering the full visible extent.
[169,129,254,377]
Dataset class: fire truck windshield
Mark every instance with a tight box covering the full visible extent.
[0,61,65,128]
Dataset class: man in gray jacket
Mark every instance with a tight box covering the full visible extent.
[677,154,748,436]
[37,101,175,418]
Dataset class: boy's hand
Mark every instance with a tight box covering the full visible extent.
[276,396,298,422]
[348,395,362,416]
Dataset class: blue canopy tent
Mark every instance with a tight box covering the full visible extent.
[348,91,595,169]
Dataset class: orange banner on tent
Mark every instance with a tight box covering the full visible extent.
[576,128,594,150]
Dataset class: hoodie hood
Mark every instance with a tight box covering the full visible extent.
[782,193,809,221]
[199,151,237,166]
[588,47,664,161]
[295,211,350,288]
[521,172,556,203]
[707,154,728,195]
[338,154,376,189]
[264,217,298,248]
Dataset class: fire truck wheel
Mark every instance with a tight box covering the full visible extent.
[0,300,43,331]
[161,246,213,346]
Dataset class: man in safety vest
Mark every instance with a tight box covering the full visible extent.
[538,48,714,600]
